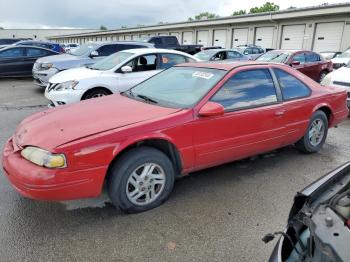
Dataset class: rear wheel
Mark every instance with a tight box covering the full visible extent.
[108,147,175,213]
[82,88,111,100]
[295,111,328,153]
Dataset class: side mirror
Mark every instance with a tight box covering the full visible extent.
[198,102,224,117]
[121,66,133,73]
[291,60,301,66]
[90,50,99,58]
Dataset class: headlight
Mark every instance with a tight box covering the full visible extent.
[41,63,53,69]
[21,146,67,168]
[54,80,79,91]
[321,75,332,86]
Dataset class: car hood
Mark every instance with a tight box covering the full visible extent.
[36,53,91,70]
[14,94,182,151]
[329,66,350,80]
[49,67,103,83]
[331,57,350,64]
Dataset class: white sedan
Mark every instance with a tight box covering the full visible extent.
[45,48,199,107]
[321,62,350,107]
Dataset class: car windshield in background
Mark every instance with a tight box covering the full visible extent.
[129,67,226,108]
[256,52,290,63]
[338,49,350,58]
[70,43,98,56]
[88,51,134,70]
[321,52,336,60]
[194,50,217,61]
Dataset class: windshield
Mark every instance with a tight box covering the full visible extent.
[194,50,218,61]
[338,49,350,58]
[256,52,290,63]
[128,67,227,108]
[320,52,335,60]
[88,51,134,70]
[70,43,98,56]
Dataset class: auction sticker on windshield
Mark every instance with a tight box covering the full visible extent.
[192,71,214,79]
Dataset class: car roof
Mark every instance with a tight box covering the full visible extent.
[175,61,285,71]
[121,48,194,56]
[0,45,58,53]
[90,41,154,47]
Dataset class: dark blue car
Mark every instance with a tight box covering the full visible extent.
[13,40,65,53]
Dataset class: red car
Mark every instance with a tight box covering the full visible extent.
[256,50,333,82]
[2,62,348,213]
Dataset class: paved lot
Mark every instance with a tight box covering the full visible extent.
[0,78,349,262]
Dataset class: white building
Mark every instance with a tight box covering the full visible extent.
[47,3,350,52]
[0,28,97,42]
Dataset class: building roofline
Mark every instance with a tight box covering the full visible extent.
[48,2,350,39]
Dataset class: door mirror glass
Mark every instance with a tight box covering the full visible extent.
[291,60,301,66]
[198,102,225,117]
[90,50,99,57]
[121,65,133,73]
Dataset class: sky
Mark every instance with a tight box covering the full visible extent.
[0,0,349,29]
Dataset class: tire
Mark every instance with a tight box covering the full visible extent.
[319,71,328,83]
[295,110,328,153]
[82,88,111,100]
[107,147,175,213]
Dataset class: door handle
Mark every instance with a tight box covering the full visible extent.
[275,110,285,116]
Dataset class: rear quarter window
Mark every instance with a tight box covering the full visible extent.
[274,68,311,100]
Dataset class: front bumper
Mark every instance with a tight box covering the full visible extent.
[32,68,59,87]
[45,86,85,107]
[2,138,106,201]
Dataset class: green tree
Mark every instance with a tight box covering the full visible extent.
[100,25,107,30]
[232,10,246,16]
[188,12,219,21]
[249,2,279,13]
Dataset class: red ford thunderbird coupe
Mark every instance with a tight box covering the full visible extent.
[2,62,349,213]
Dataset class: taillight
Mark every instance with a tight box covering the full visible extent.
[59,47,65,53]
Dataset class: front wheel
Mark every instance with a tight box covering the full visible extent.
[82,88,111,100]
[108,147,175,213]
[295,111,328,153]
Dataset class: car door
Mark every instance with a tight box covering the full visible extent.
[192,66,286,170]
[272,67,313,145]
[290,52,311,77]
[0,47,26,76]
[23,48,52,75]
[304,52,322,81]
[117,54,161,92]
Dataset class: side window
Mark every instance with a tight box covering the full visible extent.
[159,54,187,69]
[0,48,25,58]
[259,48,264,53]
[227,51,241,59]
[274,68,311,100]
[26,48,48,57]
[292,53,306,64]
[211,69,278,111]
[243,48,252,55]
[252,48,260,54]
[212,51,226,60]
[126,54,157,72]
[96,44,118,56]
[306,52,320,63]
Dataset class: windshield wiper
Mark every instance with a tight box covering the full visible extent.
[136,94,158,104]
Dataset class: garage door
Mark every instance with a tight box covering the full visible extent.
[132,34,139,40]
[232,28,249,47]
[255,27,274,48]
[197,30,209,47]
[124,35,131,40]
[170,32,181,42]
[213,29,227,48]
[183,31,194,44]
[281,25,305,49]
[313,22,344,52]
[158,33,168,36]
